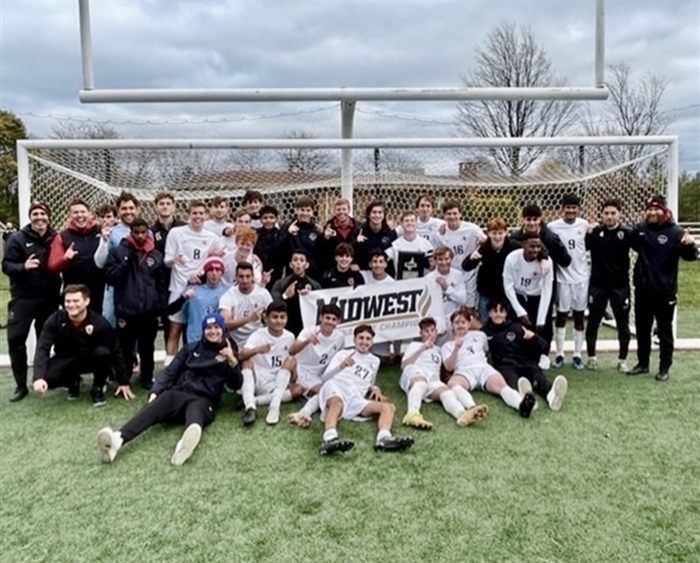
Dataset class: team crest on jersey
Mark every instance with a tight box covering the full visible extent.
[215,354,225,362]
[85,324,94,335]
[506,331,516,341]
[617,231,625,240]
[155,232,162,241]
[308,232,317,241]
[146,257,155,267]
[599,231,604,238]
[117,319,127,329]
[657,235,668,245]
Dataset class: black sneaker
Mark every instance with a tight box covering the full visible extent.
[319,437,355,455]
[374,435,414,453]
[628,364,649,376]
[242,407,256,426]
[233,397,245,411]
[655,370,670,382]
[90,385,106,407]
[67,379,81,401]
[9,386,28,403]
[519,392,536,419]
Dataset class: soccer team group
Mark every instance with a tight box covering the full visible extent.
[2,188,697,463]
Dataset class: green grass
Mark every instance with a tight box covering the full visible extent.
[1,354,700,563]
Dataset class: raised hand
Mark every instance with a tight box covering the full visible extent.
[356,232,367,243]
[522,327,535,340]
[288,221,299,235]
[173,253,187,266]
[469,248,482,261]
[248,306,263,322]
[283,280,297,299]
[307,331,320,345]
[324,225,336,239]
[681,228,695,245]
[24,253,40,270]
[262,270,273,285]
[341,352,356,368]
[64,242,78,261]
[258,342,273,354]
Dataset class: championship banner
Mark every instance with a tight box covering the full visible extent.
[299,278,446,347]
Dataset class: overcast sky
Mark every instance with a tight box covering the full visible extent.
[1,0,698,171]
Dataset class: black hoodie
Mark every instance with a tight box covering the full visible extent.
[2,224,61,300]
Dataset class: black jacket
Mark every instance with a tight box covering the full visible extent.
[34,309,128,384]
[151,338,241,408]
[150,218,186,256]
[255,226,284,283]
[2,224,61,301]
[318,217,362,273]
[631,220,699,295]
[462,238,520,299]
[586,224,634,289]
[482,319,546,367]
[280,219,323,279]
[353,223,397,271]
[271,273,322,336]
[104,237,166,318]
[321,266,365,289]
[511,225,572,268]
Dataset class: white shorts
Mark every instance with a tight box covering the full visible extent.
[464,271,478,308]
[253,369,277,396]
[399,365,445,401]
[319,380,369,422]
[454,363,497,391]
[556,281,589,313]
[168,291,186,324]
[296,369,323,391]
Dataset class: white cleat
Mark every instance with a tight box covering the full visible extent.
[547,375,568,412]
[171,424,202,466]
[586,357,598,371]
[617,360,629,374]
[287,411,312,428]
[266,408,280,425]
[96,427,122,463]
[539,354,551,370]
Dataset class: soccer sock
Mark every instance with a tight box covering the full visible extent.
[376,428,392,442]
[555,327,566,355]
[255,394,272,406]
[163,355,174,367]
[407,381,427,413]
[499,386,522,410]
[451,385,476,409]
[573,330,584,357]
[269,368,291,411]
[300,394,320,417]
[322,428,338,442]
[439,389,464,420]
[241,368,255,410]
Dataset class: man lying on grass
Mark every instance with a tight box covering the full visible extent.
[96,313,241,466]
[317,324,414,455]
[401,317,489,430]
[442,307,536,419]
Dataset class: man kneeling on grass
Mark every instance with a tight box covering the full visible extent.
[442,308,536,419]
[401,317,489,430]
[96,313,241,466]
[481,299,568,413]
[318,324,414,455]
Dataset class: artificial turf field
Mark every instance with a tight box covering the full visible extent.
[1,350,699,563]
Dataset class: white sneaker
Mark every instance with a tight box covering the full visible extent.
[539,354,551,370]
[171,423,202,466]
[517,377,538,410]
[586,357,598,370]
[617,360,629,373]
[96,427,122,463]
[547,375,568,412]
[266,408,280,425]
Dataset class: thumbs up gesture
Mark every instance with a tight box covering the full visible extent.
[681,228,695,245]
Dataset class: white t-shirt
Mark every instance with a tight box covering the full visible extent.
[218,285,273,348]
[397,217,445,242]
[401,341,442,380]
[361,272,395,285]
[425,267,468,316]
[547,218,590,284]
[502,249,554,326]
[165,225,221,296]
[295,326,346,379]
[323,349,380,398]
[441,330,490,369]
[244,327,295,383]
[388,236,433,279]
[431,221,484,269]
[223,250,264,286]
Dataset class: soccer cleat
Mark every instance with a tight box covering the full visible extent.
[402,411,433,430]
[90,385,106,407]
[456,404,489,426]
[374,435,414,453]
[9,386,28,403]
[517,378,538,410]
[655,370,670,382]
[242,407,256,426]
[319,437,355,455]
[519,392,536,418]
[552,355,565,369]
[233,397,245,411]
[96,427,123,463]
[617,360,629,374]
[572,357,584,371]
[547,375,568,412]
[538,354,551,370]
[287,411,312,428]
[586,357,598,371]
[628,364,649,376]
[171,424,202,466]
[67,378,81,401]
[265,408,280,425]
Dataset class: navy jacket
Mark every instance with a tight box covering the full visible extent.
[482,319,546,367]
[353,223,397,271]
[462,238,520,299]
[511,225,572,268]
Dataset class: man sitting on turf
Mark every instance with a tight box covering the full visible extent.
[317,324,414,455]
[238,301,300,426]
[401,317,489,430]
[287,304,346,427]
[96,313,241,466]
[482,299,568,412]
[442,308,536,418]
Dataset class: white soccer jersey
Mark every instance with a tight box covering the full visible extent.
[323,349,380,398]
[397,217,445,241]
[223,250,264,286]
[431,221,484,269]
[203,219,233,237]
[401,342,442,380]
[244,327,295,383]
[547,218,590,284]
[502,249,554,326]
[387,236,434,263]
[218,285,273,348]
[295,326,346,380]
[165,225,222,296]
[425,267,468,316]
[441,331,490,369]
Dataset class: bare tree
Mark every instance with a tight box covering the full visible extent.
[454,22,577,176]
[354,149,425,175]
[278,130,333,173]
[227,149,272,171]
[584,63,669,169]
